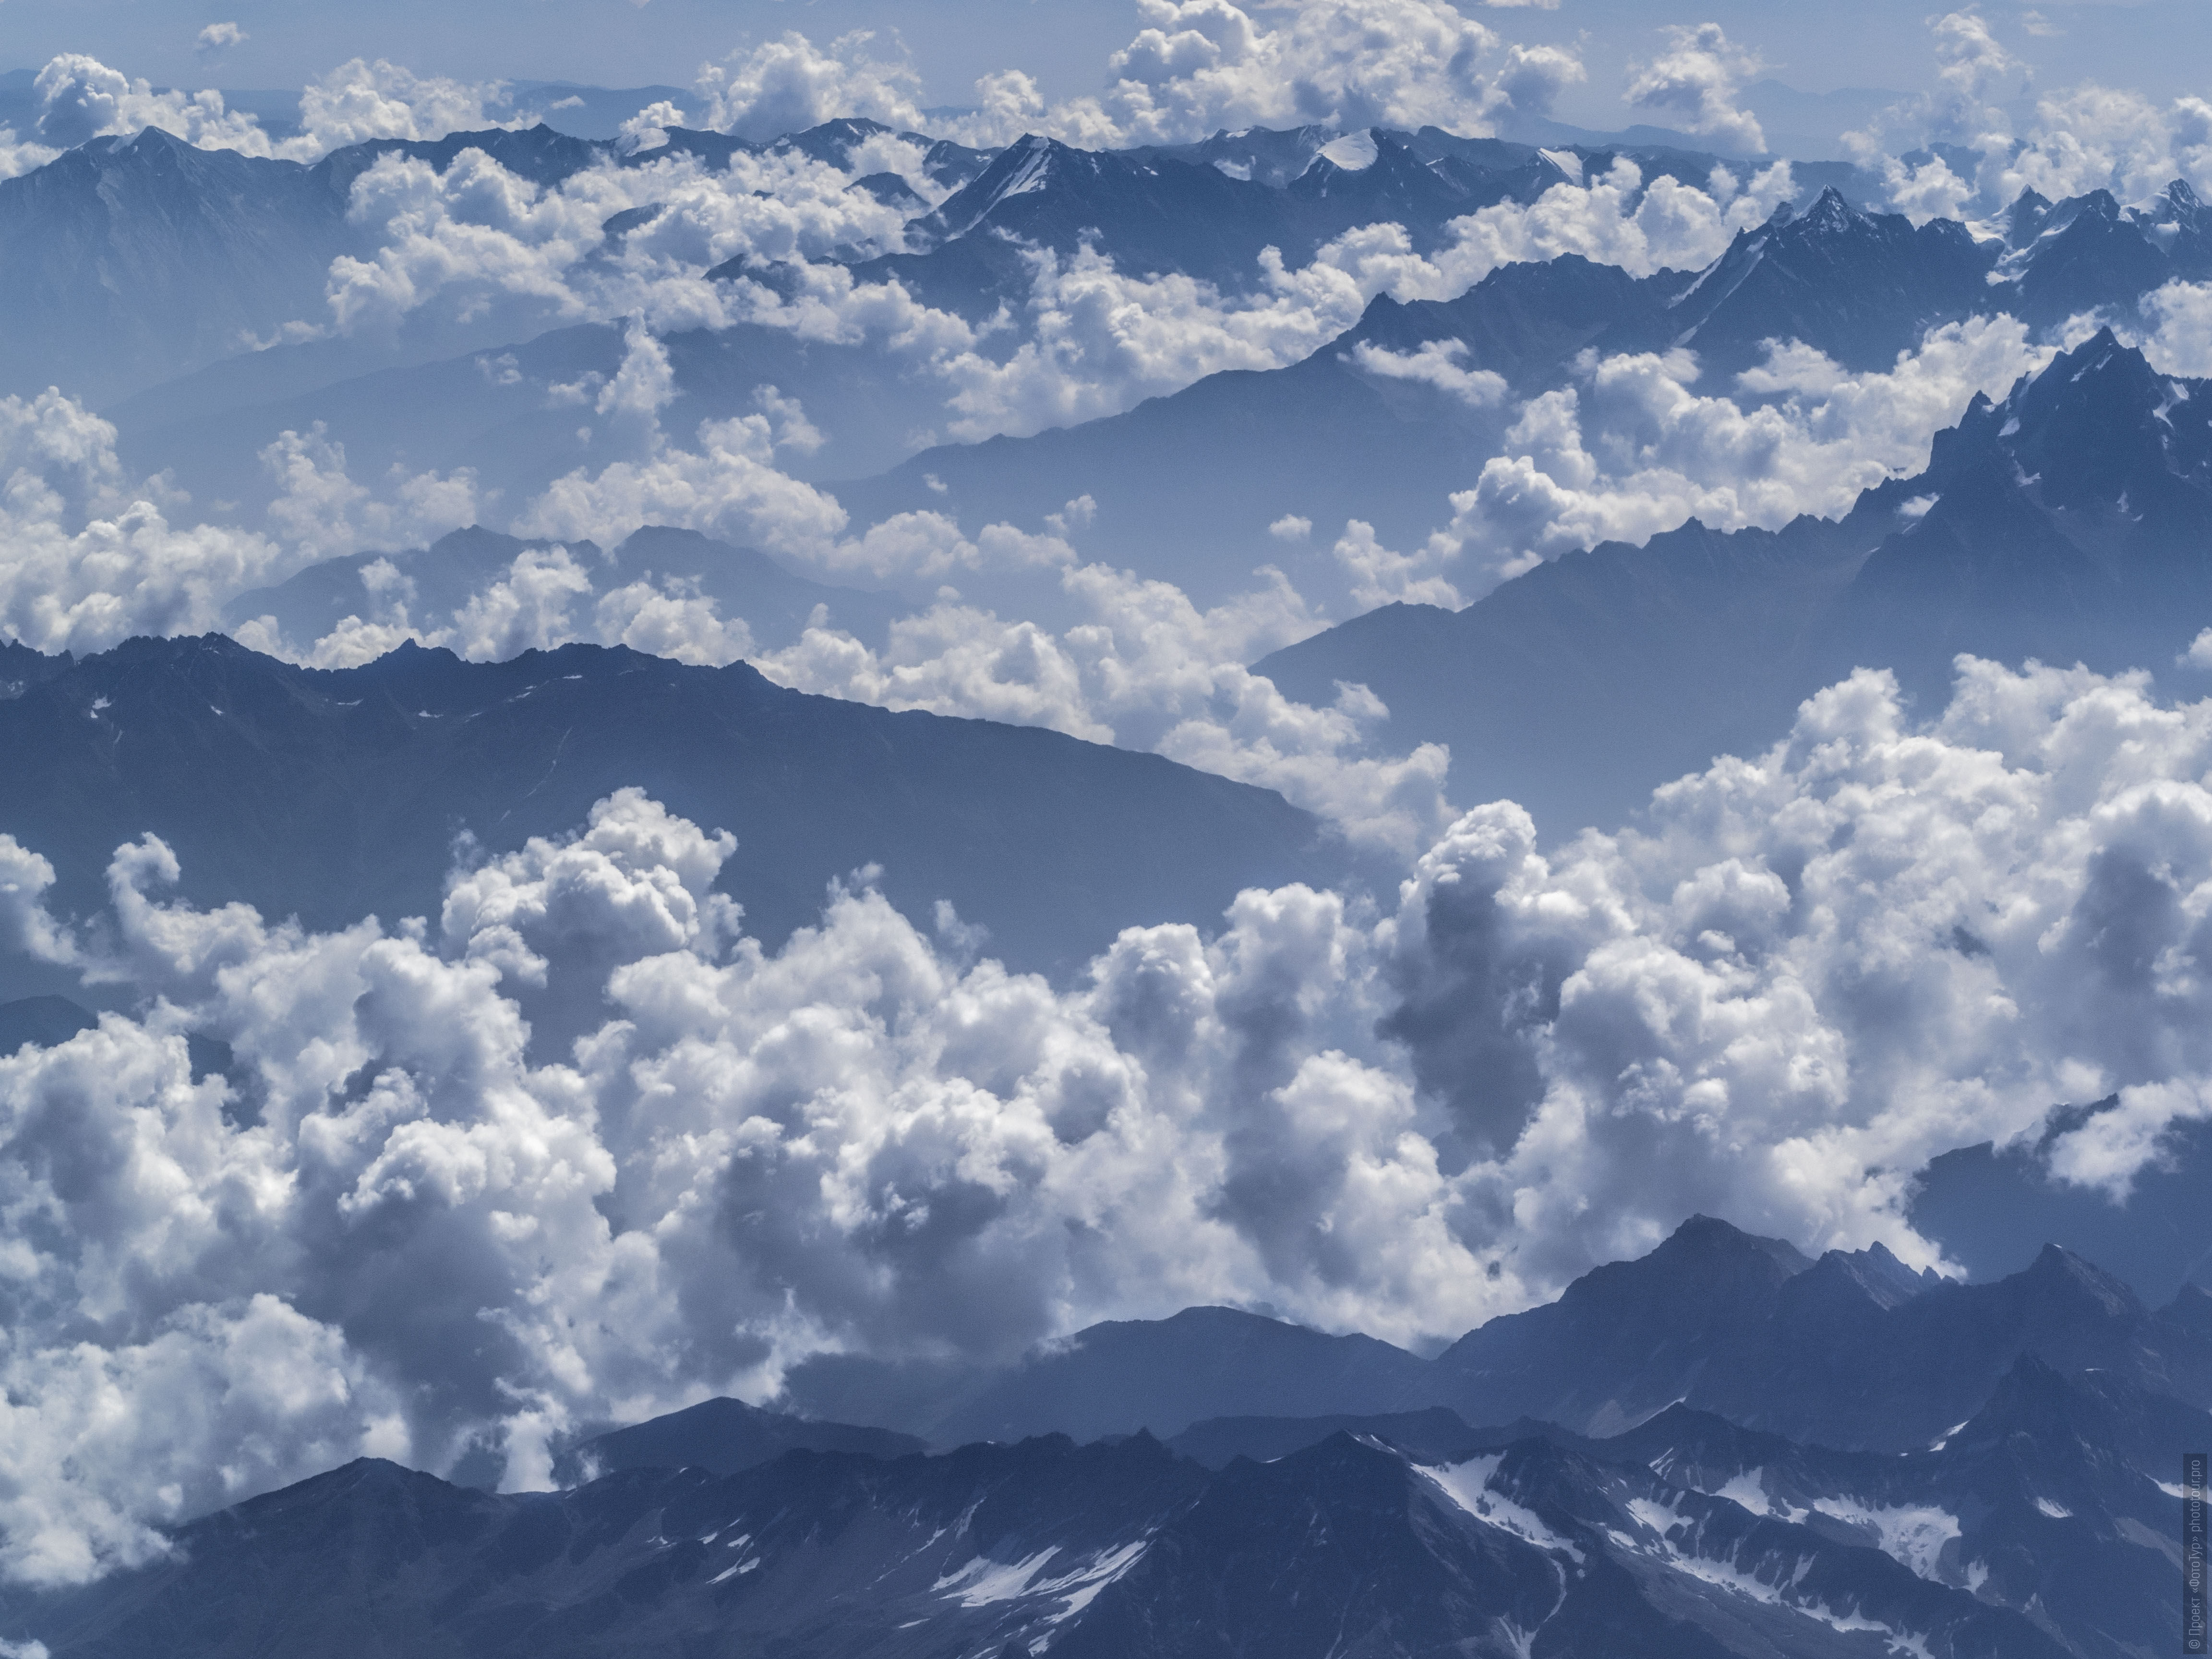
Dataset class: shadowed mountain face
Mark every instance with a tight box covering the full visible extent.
[2004,180,2212,325]
[549,1398,926,1487]
[0,1214,2178,1656]
[6,1428,2073,1659]
[1664,187,1998,374]
[742,1215,2212,1464]
[0,119,980,409]
[0,997,98,1057]
[27,1219,2211,1658]
[0,124,633,405]
[0,635,1337,981]
[778,1305,1443,1446]
[824,189,2019,595]
[1258,329,2212,836]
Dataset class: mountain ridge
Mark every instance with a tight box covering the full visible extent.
[0,633,1339,984]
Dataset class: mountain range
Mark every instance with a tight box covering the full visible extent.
[62,121,1863,559]
[13,79,2212,1659]
[828,181,2206,599]
[0,1215,2190,1658]
[0,631,1338,992]
[1260,326,2212,833]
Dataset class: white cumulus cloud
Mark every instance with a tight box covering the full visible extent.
[1624,23,1767,156]
[6,655,2212,1576]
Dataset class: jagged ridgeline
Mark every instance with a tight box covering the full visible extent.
[0,634,1339,984]
[6,1218,2191,1658]
[10,31,2212,1659]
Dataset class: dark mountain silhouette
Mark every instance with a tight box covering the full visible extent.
[0,635,1337,981]
[549,1397,924,1486]
[7,1426,2068,1658]
[1260,329,2212,835]
[0,996,97,1056]
[771,1305,1439,1445]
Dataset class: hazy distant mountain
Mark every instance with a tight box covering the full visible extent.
[828,188,2017,595]
[550,1398,925,1486]
[1259,329,2212,834]
[108,313,954,501]
[0,129,355,404]
[0,995,98,1057]
[760,1212,2212,1462]
[0,117,971,409]
[776,1305,1440,1443]
[0,635,1337,984]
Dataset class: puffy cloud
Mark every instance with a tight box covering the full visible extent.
[722,158,1786,442]
[29,53,265,154]
[2031,271,2212,378]
[5,50,514,171]
[696,31,930,143]
[0,391,283,654]
[1405,660,2212,1287]
[615,100,688,157]
[751,554,1455,858]
[283,59,517,159]
[1848,12,2212,215]
[0,387,492,657]
[266,84,1791,453]
[916,236,1408,441]
[684,0,1579,151]
[1984,85,2212,209]
[1033,0,1576,149]
[318,142,920,340]
[0,131,60,183]
[1624,23,1767,156]
[513,397,848,559]
[1383,156,1797,290]
[0,790,1472,1568]
[0,1297,395,1587]
[1343,315,2050,606]
[257,425,483,563]
[683,0,1582,151]
[1348,339,1509,407]
[10,656,2212,1570]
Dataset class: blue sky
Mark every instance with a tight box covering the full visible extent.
[3,0,2195,133]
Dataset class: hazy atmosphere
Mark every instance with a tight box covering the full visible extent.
[0,0,2208,1652]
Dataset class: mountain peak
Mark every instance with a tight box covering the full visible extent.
[1797,1239,1942,1311]
[2019,1241,2146,1317]
[1799,184,1856,233]
[1659,1213,1814,1272]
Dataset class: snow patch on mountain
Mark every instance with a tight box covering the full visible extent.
[1812,1497,1963,1582]
[1420,1455,1586,1561]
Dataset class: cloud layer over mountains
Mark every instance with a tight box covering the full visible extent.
[8,657,2212,1580]
[15,0,2212,1599]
